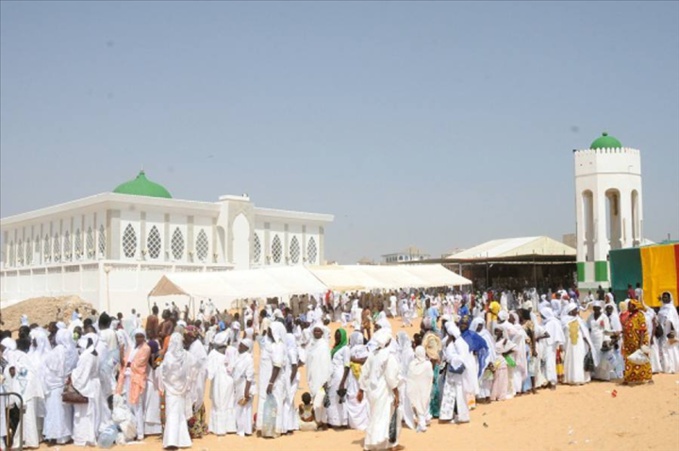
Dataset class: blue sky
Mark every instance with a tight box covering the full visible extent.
[1,1,678,263]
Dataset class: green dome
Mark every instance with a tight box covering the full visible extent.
[113,170,172,198]
[590,132,622,149]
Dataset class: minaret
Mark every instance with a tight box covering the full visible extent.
[574,132,643,289]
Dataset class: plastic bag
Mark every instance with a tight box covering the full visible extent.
[627,348,650,366]
[261,394,278,438]
[97,425,118,449]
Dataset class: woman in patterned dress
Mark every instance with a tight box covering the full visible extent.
[622,299,653,385]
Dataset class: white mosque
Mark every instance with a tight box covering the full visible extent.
[574,132,643,290]
[0,171,333,312]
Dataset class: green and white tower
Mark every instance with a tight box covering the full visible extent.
[574,133,643,289]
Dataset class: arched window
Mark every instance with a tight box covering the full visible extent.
[53,233,61,262]
[86,227,95,258]
[98,225,106,257]
[8,241,14,267]
[63,231,71,261]
[74,229,82,258]
[122,224,137,258]
[307,237,318,264]
[171,228,185,260]
[17,239,23,265]
[196,229,208,262]
[44,234,50,262]
[253,233,262,263]
[147,226,162,259]
[290,236,300,264]
[25,238,32,265]
[272,235,282,263]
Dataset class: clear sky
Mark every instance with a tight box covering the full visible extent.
[1,1,678,263]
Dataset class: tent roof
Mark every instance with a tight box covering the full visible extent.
[148,264,471,301]
[447,236,575,261]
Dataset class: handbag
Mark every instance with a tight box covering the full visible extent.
[627,348,650,366]
[584,350,595,372]
[62,381,88,404]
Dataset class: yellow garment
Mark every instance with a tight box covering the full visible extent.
[350,362,362,380]
[568,320,579,344]
[641,244,679,308]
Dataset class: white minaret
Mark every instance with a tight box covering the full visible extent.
[574,132,643,289]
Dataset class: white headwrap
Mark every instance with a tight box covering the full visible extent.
[497,310,509,322]
[445,321,461,339]
[239,338,253,352]
[133,328,146,338]
[372,328,392,349]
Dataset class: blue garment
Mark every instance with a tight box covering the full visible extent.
[461,329,489,378]
[458,305,470,318]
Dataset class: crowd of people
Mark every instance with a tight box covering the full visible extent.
[0,286,677,450]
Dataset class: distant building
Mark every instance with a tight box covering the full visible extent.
[382,246,430,264]
[562,233,576,249]
[1,170,333,313]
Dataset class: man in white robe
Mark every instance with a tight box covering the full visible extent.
[658,292,679,373]
[358,328,402,451]
[206,333,237,435]
[439,322,470,423]
[561,303,597,385]
[587,301,613,380]
[406,346,433,432]
[233,339,255,436]
[43,329,78,445]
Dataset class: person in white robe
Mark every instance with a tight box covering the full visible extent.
[28,329,50,437]
[284,330,300,432]
[327,328,351,428]
[586,301,613,380]
[116,329,150,441]
[561,303,597,385]
[42,329,78,445]
[658,292,679,373]
[5,337,44,449]
[206,333,237,435]
[264,322,289,436]
[406,346,433,432]
[346,331,370,431]
[233,339,256,436]
[186,326,208,437]
[439,322,470,423]
[144,340,163,436]
[395,331,415,430]
[255,320,274,432]
[470,317,497,402]
[358,328,402,451]
[538,305,565,388]
[71,335,102,446]
[305,324,333,427]
[158,333,195,449]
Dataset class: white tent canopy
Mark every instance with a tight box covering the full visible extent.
[148,264,471,303]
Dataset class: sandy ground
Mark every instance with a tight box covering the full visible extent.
[2,296,93,332]
[37,317,679,450]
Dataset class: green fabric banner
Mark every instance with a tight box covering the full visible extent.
[610,247,642,303]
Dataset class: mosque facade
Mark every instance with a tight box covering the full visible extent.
[0,171,333,313]
[574,133,643,290]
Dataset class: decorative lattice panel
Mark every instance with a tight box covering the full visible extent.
[147,226,162,259]
[272,235,282,263]
[290,236,300,264]
[122,224,137,258]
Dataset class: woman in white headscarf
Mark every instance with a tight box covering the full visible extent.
[539,305,566,388]
[359,328,402,450]
[305,323,333,427]
[206,332,237,435]
[159,333,195,449]
[264,321,289,436]
[395,331,415,430]
[471,317,497,403]
[71,335,102,446]
[490,325,515,401]
[4,337,44,449]
[439,322,470,423]
[232,338,255,436]
[283,329,300,432]
[42,329,77,445]
[406,346,433,432]
[345,331,369,431]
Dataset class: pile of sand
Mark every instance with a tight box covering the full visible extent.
[1,295,94,331]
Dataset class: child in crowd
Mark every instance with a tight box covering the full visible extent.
[298,392,317,432]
